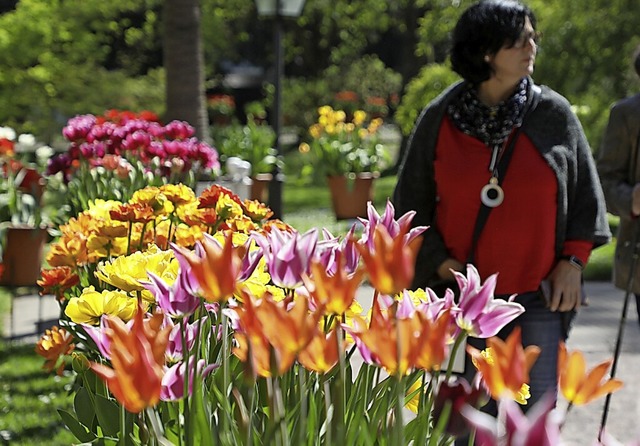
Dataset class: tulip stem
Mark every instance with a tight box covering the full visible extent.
[445,332,468,381]
[298,367,307,446]
[323,378,333,446]
[119,402,127,445]
[180,318,192,446]
[336,321,346,442]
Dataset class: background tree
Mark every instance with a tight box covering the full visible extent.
[164,0,210,142]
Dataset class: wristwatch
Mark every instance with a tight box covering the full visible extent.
[560,255,584,271]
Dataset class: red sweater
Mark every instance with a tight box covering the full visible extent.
[434,117,590,295]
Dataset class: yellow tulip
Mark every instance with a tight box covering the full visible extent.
[64,286,138,325]
[558,342,623,406]
[95,244,178,294]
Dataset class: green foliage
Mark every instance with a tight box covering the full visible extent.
[0,0,164,140]
[281,77,331,130]
[324,55,403,118]
[395,63,460,136]
[212,119,279,175]
[0,337,75,445]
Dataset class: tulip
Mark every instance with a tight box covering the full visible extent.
[432,377,488,437]
[304,250,365,316]
[161,358,218,401]
[558,342,623,406]
[90,307,171,413]
[467,327,541,404]
[233,291,319,377]
[37,266,80,301]
[461,391,562,446]
[298,328,340,374]
[35,326,75,376]
[165,317,201,363]
[358,200,427,251]
[143,269,200,318]
[173,231,242,303]
[252,227,318,289]
[348,297,421,376]
[454,264,525,338]
[355,223,422,296]
[65,286,138,325]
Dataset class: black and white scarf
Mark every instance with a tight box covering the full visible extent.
[447,77,529,147]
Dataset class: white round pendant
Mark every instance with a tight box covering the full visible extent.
[480,180,504,207]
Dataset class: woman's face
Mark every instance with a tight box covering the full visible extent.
[488,17,538,82]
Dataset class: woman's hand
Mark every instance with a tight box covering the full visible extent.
[437,258,465,280]
[548,260,583,312]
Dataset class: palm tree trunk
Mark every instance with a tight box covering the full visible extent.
[163,0,210,142]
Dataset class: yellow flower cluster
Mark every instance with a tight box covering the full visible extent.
[46,183,277,325]
[309,105,382,141]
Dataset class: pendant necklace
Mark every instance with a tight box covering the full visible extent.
[480,142,505,207]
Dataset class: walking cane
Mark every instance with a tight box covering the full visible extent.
[598,219,640,440]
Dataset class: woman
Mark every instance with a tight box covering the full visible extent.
[393,0,610,409]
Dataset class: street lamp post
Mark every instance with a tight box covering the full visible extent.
[255,0,306,220]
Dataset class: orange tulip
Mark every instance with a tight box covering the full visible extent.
[174,231,242,303]
[37,266,80,301]
[414,309,452,372]
[558,342,623,406]
[298,328,340,374]
[46,234,88,267]
[233,291,320,377]
[467,327,540,404]
[351,298,419,376]
[255,293,320,363]
[35,326,75,376]
[90,307,170,413]
[109,202,156,224]
[305,251,365,316]
[354,224,421,296]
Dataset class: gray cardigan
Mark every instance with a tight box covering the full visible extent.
[393,80,611,289]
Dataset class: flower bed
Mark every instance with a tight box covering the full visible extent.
[34,178,625,443]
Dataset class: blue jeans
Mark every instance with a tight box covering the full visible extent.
[464,303,564,408]
[454,294,566,444]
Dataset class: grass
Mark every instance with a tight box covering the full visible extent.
[0,287,75,446]
[0,172,616,444]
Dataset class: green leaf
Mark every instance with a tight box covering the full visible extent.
[73,387,96,431]
[93,394,121,437]
[190,379,215,446]
[57,409,96,443]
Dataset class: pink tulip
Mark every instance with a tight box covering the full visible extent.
[161,358,218,401]
[453,264,525,338]
[359,200,427,251]
[252,227,318,289]
[143,270,201,318]
[461,392,561,446]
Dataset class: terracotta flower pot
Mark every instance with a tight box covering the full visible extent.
[0,226,47,287]
[326,172,378,220]
[250,173,273,203]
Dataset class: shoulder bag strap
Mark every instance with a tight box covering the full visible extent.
[466,84,542,265]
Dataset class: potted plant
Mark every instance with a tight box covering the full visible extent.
[214,117,280,202]
[207,93,237,126]
[0,128,49,287]
[305,105,390,220]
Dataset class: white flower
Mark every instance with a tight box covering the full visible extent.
[0,126,16,141]
[17,133,36,147]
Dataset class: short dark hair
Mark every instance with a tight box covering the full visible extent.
[450,0,537,84]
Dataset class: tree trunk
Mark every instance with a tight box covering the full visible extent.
[163,0,210,142]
